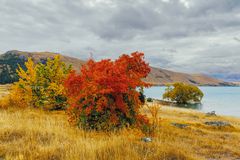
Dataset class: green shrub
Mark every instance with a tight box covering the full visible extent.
[147,98,153,102]
[163,82,204,104]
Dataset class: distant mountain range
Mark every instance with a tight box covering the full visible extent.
[145,67,233,86]
[232,81,240,86]
[210,73,240,82]
[0,50,234,86]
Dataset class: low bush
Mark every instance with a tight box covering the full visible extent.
[65,52,151,130]
[147,97,153,102]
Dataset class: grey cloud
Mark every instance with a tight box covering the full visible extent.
[91,0,240,40]
[234,37,240,42]
[0,0,240,80]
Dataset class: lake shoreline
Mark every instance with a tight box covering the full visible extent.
[149,100,240,119]
[150,84,240,87]
[145,86,240,118]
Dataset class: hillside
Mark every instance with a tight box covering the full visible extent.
[0,50,85,84]
[0,50,232,86]
[145,67,231,86]
[232,82,240,86]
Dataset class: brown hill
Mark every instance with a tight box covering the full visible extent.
[6,50,86,71]
[231,82,240,86]
[144,67,231,86]
[0,50,232,86]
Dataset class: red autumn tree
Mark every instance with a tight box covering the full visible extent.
[64,52,151,130]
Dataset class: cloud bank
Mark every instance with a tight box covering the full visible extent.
[0,0,240,80]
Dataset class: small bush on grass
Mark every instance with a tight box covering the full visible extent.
[64,52,151,131]
[147,97,153,102]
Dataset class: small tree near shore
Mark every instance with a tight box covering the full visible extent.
[163,82,204,104]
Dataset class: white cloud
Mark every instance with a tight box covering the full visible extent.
[179,0,190,8]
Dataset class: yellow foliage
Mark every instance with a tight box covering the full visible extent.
[163,82,204,104]
[17,58,37,84]
[1,55,71,110]
[0,85,30,109]
[34,55,71,109]
[146,103,161,136]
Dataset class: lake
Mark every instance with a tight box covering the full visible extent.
[144,86,240,117]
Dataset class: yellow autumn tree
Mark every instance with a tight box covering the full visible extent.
[163,82,204,104]
[34,56,72,110]
[1,58,37,108]
[5,55,72,110]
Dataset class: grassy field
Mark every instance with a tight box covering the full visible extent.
[0,85,239,160]
[0,104,240,160]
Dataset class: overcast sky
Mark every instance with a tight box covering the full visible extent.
[0,0,240,78]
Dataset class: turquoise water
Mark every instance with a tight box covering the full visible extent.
[144,87,240,117]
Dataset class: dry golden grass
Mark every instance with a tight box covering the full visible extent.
[0,85,239,160]
[0,104,240,160]
[0,85,10,98]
